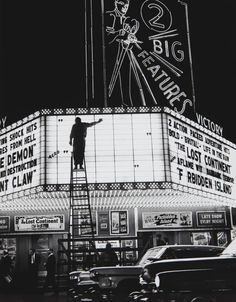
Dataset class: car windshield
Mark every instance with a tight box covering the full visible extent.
[138,247,164,266]
[221,239,236,256]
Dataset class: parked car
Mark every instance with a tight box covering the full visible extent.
[130,240,236,302]
[68,244,224,301]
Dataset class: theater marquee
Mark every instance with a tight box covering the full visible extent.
[0,118,40,196]
[1,108,236,206]
[168,115,236,198]
[45,114,166,184]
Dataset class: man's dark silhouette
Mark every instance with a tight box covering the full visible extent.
[99,242,119,267]
[28,248,40,291]
[43,249,57,293]
[69,117,103,169]
[0,250,13,292]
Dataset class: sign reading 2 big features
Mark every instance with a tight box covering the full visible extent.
[104,0,194,116]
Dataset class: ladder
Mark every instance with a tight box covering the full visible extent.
[68,154,96,271]
[69,157,94,238]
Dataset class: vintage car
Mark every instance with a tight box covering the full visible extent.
[129,240,236,302]
[68,244,224,301]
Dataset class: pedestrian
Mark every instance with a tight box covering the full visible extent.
[156,234,166,246]
[69,117,103,170]
[99,242,119,267]
[0,250,13,292]
[43,248,57,293]
[28,248,40,291]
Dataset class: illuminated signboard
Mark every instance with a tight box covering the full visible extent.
[1,109,235,202]
[0,118,41,196]
[45,114,166,184]
[103,0,194,117]
[197,211,226,227]
[142,211,192,228]
[14,214,65,232]
[168,115,236,198]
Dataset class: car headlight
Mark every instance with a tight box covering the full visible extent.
[155,275,160,289]
[70,274,80,282]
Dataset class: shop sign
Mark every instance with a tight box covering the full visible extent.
[111,211,128,234]
[0,216,10,232]
[142,211,192,228]
[95,240,120,249]
[197,212,226,227]
[14,214,65,232]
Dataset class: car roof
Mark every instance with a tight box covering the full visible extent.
[148,245,224,251]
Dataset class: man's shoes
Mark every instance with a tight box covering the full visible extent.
[74,165,78,170]
[79,165,84,170]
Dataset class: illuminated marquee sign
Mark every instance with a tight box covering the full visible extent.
[45,114,166,185]
[197,211,226,227]
[14,214,65,232]
[142,211,192,228]
[104,0,194,116]
[168,115,236,198]
[0,119,40,196]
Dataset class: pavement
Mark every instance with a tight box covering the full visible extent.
[0,291,69,302]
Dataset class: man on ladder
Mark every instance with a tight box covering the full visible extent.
[69,117,103,170]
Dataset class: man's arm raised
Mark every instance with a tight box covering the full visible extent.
[87,118,103,127]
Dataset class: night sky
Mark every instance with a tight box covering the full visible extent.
[1,0,236,142]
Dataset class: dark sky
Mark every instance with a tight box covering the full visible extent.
[1,0,236,142]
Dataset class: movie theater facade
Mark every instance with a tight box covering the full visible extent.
[0,106,236,274]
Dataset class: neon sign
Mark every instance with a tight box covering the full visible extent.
[104,0,195,117]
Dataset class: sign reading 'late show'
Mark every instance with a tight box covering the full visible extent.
[104,0,194,116]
